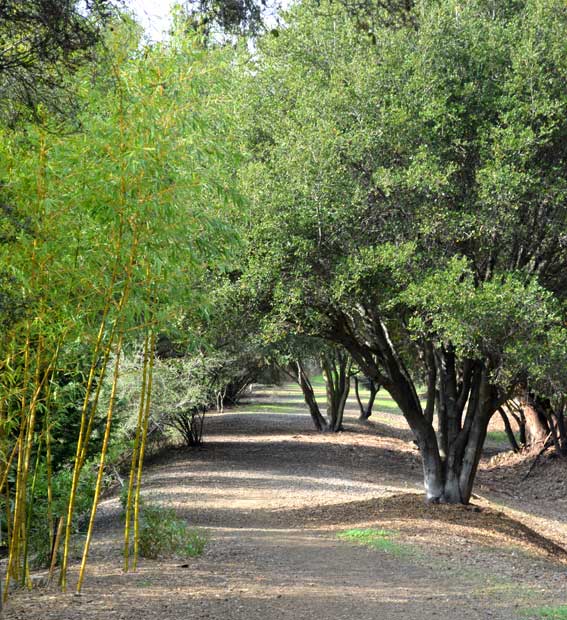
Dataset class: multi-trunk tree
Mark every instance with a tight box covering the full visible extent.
[235,0,567,503]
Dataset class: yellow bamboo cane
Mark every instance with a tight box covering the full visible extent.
[60,231,138,591]
[41,341,61,554]
[132,329,155,570]
[5,327,33,589]
[58,324,117,592]
[76,334,124,593]
[123,332,149,572]
[4,118,47,592]
[45,414,54,553]
[13,343,58,588]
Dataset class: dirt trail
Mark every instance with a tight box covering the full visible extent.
[5,384,567,620]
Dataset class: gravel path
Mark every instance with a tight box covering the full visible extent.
[5,384,567,620]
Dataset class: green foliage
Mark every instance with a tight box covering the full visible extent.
[24,462,97,568]
[120,491,207,560]
[233,0,567,398]
[108,347,259,448]
[176,0,276,38]
[137,503,207,560]
[402,262,561,383]
[1,15,242,359]
[0,0,117,122]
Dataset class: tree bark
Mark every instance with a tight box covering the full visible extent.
[354,376,379,420]
[520,396,548,451]
[296,361,328,431]
[321,349,352,432]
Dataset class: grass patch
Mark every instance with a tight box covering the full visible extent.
[337,528,413,557]
[372,398,403,415]
[523,606,567,619]
[310,374,326,386]
[486,430,517,445]
[249,380,429,418]
[244,403,302,414]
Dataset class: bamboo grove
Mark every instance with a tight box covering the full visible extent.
[0,18,239,598]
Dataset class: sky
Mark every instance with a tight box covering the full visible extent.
[126,0,287,40]
[126,0,178,40]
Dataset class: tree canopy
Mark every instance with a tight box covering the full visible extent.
[233,0,567,502]
[0,0,119,120]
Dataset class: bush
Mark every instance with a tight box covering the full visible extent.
[134,502,207,560]
[167,405,207,447]
[106,346,265,450]
[106,352,215,450]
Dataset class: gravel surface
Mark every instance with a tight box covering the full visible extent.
[5,384,567,620]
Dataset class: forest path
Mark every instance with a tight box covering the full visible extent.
[5,384,567,620]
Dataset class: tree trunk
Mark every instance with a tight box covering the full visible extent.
[530,396,567,458]
[505,400,526,447]
[321,349,352,432]
[520,396,548,451]
[331,312,499,504]
[555,409,567,456]
[387,352,496,505]
[354,376,379,420]
[296,361,328,431]
[498,407,520,453]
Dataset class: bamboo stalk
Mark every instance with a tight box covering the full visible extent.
[41,342,61,554]
[14,347,57,587]
[123,333,149,572]
[45,414,53,554]
[132,330,155,570]
[23,435,43,587]
[76,335,124,593]
[5,327,33,591]
[0,443,19,497]
[59,251,127,591]
[60,230,138,591]
[60,44,141,589]
[4,480,11,559]
[48,518,64,584]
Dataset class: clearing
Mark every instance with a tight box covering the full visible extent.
[5,382,567,620]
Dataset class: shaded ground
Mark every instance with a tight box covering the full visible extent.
[5,383,567,620]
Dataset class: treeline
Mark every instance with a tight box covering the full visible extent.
[219,0,567,505]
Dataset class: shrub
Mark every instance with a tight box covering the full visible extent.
[166,405,207,447]
[136,502,207,560]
